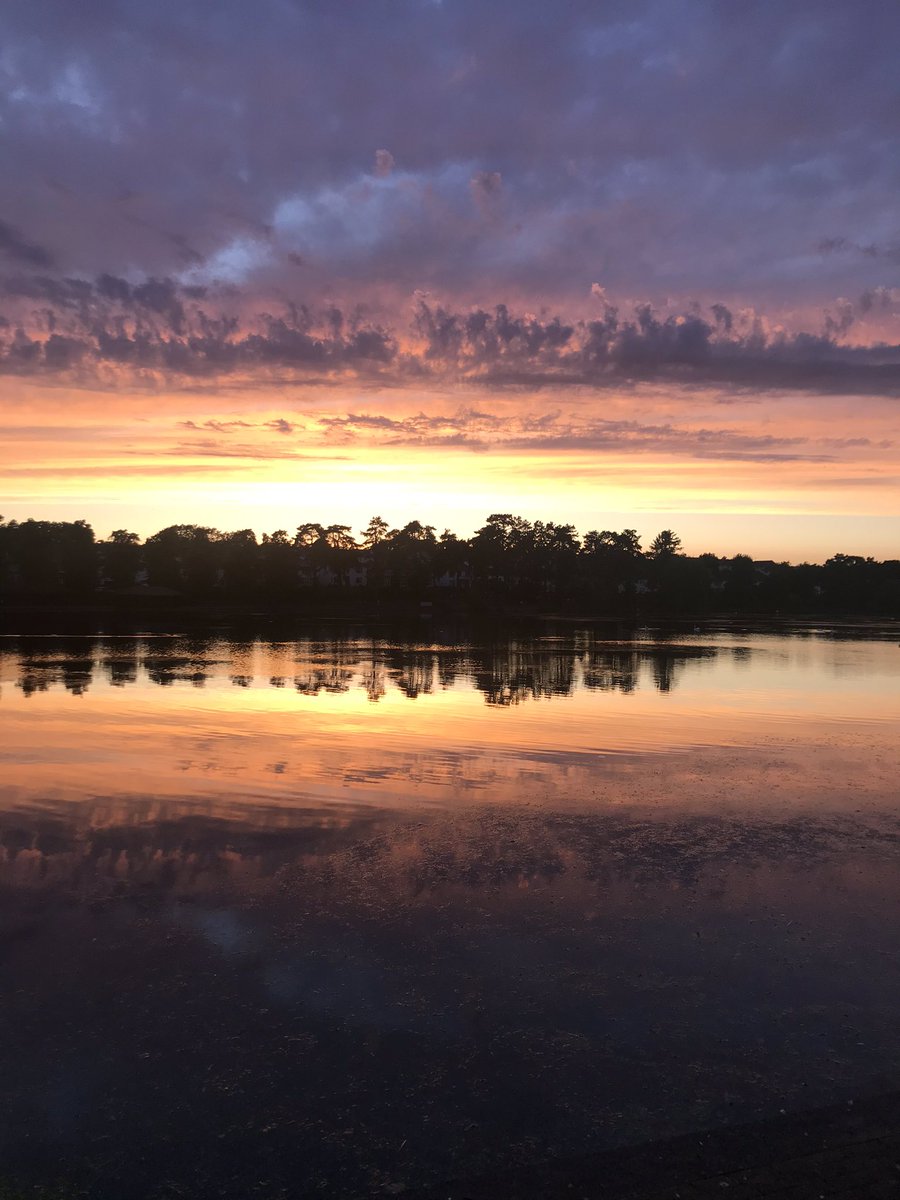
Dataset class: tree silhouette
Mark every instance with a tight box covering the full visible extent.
[260,529,296,595]
[1,513,898,617]
[361,515,389,547]
[648,529,683,559]
[0,518,96,594]
[102,529,141,589]
[144,525,217,593]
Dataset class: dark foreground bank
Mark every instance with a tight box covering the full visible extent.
[3,1090,899,1199]
[409,1089,900,1199]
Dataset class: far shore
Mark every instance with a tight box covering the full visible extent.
[1,595,899,636]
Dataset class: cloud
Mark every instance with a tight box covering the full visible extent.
[321,413,406,431]
[1,0,900,338]
[858,286,900,313]
[469,170,503,219]
[0,220,54,268]
[823,298,854,338]
[3,277,900,395]
[181,419,253,432]
[320,407,504,440]
[0,275,397,381]
[168,438,320,461]
[1,462,254,478]
[4,0,897,307]
[311,408,841,464]
[407,297,900,395]
[818,237,900,263]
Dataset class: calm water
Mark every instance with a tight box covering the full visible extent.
[1,626,899,1197]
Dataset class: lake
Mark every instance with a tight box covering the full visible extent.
[1,624,899,1197]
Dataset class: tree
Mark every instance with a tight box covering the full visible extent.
[1,518,97,595]
[531,521,579,594]
[580,528,645,610]
[323,525,358,586]
[612,529,642,557]
[294,523,325,548]
[436,529,468,586]
[384,521,438,592]
[470,514,533,592]
[723,553,756,610]
[260,530,296,595]
[217,529,258,594]
[361,515,389,547]
[294,524,329,586]
[144,525,217,593]
[324,525,356,551]
[102,529,141,589]
[58,519,97,593]
[648,530,682,559]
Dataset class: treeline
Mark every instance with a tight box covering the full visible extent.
[1,513,899,615]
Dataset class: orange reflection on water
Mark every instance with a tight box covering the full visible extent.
[1,632,897,831]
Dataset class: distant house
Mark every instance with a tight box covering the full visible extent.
[434,566,473,589]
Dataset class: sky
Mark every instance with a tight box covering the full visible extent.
[1,0,899,562]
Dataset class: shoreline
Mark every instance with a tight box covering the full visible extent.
[2,598,899,636]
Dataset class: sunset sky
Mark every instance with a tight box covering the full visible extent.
[2,0,899,561]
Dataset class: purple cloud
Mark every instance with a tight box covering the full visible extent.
[3,279,900,395]
[0,0,898,311]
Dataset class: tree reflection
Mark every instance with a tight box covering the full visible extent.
[4,631,724,705]
[386,649,437,699]
[102,653,139,687]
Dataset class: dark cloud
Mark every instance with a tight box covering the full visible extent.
[2,274,94,306]
[0,276,397,380]
[0,220,54,268]
[131,277,186,333]
[3,279,900,395]
[408,299,900,395]
[818,237,900,263]
[858,286,900,314]
[710,304,733,334]
[1,1,898,305]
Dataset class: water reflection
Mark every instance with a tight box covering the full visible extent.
[1,626,897,891]
[1,628,899,1198]
[3,799,899,1198]
[3,631,723,702]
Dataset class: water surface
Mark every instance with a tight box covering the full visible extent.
[1,626,899,1197]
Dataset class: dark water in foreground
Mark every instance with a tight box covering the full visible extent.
[1,626,899,1197]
